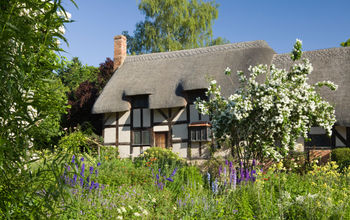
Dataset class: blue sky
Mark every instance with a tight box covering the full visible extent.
[61,0,350,67]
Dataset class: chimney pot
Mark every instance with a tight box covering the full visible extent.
[114,35,127,71]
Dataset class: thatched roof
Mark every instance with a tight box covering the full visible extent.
[272,47,350,126]
[92,40,275,113]
[92,40,350,126]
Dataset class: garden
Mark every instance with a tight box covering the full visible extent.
[27,145,350,219]
[1,0,350,219]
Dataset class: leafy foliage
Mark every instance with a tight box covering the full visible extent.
[62,58,114,135]
[123,0,229,54]
[331,148,350,172]
[57,57,98,91]
[340,38,350,47]
[196,40,337,168]
[0,0,76,217]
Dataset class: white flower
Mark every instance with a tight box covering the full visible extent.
[142,209,149,215]
[117,216,123,220]
[120,207,126,213]
[134,212,141,217]
[151,198,156,203]
[58,26,65,34]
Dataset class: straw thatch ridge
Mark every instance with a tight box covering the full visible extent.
[92,40,275,114]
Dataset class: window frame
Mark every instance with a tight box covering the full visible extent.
[189,126,211,142]
[132,128,151,146]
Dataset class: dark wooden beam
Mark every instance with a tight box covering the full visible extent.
[331,126,336,149]
[157,109,168,121]
[347,127,350,147]
[333,127,347,146]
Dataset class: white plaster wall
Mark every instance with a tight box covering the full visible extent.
[154,125,169,132]
[154,109,168,123]
[104,127,116,143]
[119,145,131,158]
[189,105,199,122]
[335,126,346,147]
[172,107,187,121]
[119,126,130,143]
[309,127,326,134]
[133,109,141,127]
[190,142,200,157]
[132,146,141,157]
[172,143,188,158]
[172,124,187,139]
[143,109,151,127]
[104,113,116,126]
[119,111,131,124]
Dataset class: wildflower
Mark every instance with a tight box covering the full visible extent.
[120,207,126,213]
[117,216,123,220]
[89,166,93,174]
[142,209,149,215]
[152,198,156,203]
[72,155,75,164]
[134,212,141,216]
[81,157,84,162]
[117,208,121,214]
[97,162,101,166]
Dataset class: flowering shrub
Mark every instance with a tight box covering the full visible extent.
[195,40,337,167]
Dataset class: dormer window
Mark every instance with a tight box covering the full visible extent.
[130,95,149,109]
[185,89,208,104]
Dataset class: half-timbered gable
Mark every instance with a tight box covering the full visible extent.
[93,35,350,158]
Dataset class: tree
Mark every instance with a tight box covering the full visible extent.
[341,38,350,47]
[122,0,229,54]
[57,57,99,91]
[62,58,114,135]
[0,0,75,217]
[196,40,337,169]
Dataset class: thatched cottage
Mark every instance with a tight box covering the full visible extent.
[92,35,350,158]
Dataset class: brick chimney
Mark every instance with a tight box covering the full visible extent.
[113,35,127,71]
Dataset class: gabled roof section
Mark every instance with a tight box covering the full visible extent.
[272,46,350,126]
[92,40,276,114]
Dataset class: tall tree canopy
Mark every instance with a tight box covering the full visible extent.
[123,0,228,54]
[57,57,98,91]
[62,58,114,135]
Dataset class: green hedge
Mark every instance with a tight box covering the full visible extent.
[331,148,350,172]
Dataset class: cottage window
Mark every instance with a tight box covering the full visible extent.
[189,123,211,141]
[132,129,150,146]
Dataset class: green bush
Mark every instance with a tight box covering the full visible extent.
[134,147,186,170]
[331,148,350,172]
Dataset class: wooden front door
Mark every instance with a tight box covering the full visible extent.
[155,132,167,148]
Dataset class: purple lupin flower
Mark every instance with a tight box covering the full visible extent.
[252,159,256,167]
[81,163,85,177]
[97,162,101,166]
[80,177,84,187]
[73,174,77,186]
[81,157,84,162]
[89,166,93,175]
[90,181,94,190]
[229,161,233,174]
[233,169,237,189]
[72,155,75,164]
[218,166,222,177]
[245,168,249,181]
[225,160,228,166]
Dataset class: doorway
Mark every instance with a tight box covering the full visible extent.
[154,132,167,148]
